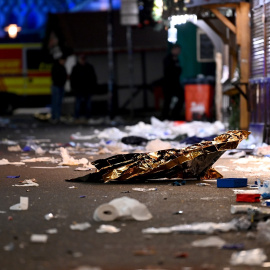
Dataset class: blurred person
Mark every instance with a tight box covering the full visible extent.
[162,44,184,120]
[51,56,67,123]
[70,54,97,121]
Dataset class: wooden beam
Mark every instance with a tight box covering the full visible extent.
[210,8,236,34]
[203,18,229,44]
[203,3,239,9]
[235,2,250,129]
[203,18,237,57]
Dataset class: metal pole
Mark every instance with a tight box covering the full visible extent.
[126,25,134,117]
[107,0,114,119]
[141,51,148,109]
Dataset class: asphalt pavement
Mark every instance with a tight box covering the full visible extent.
[0,116,269,270]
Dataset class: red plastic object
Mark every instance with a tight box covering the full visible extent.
[173,121,186,126]
[236,194,260,203]
[184,84,214,121]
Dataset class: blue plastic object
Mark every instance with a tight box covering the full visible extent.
[217,178,247,188]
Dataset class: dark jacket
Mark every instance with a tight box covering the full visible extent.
[163,53,182,93]
[51,61,67,87]
[70,63,97,96]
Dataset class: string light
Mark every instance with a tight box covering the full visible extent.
[4,24,21,38]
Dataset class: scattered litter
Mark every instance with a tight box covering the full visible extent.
[191,236,226,248]
[70,222,91,231]
[174,252,188,258]
[257,219,270,243]
[142,218,251,234]
[230,248,267,266]
[23,146,32,152]
[262,262,270,267]
[222,243,244,250]
[221,150,246,159]
[96,127,128,141]
[3,242,14,251]
[13,179,39,187]
[79,195,86,198]
[246,232,256,239]
[172,181,181,186]
[35,146,46,155]
[46,228,58,234]
[70,133,96,140]
[256,145,270,156]
[196,183,210,186]
[8,145,22,152]
[73,265,102,270]
[133,247,156,256]
[30,234,48,243]
[10,197,29,211]
[0,159,25,166]
[7,175,20,178]
[121,136,148,145]
[231,205,256,214]
[30,166,69,169]
[145,139,171,152]
[59,147,89,166]
[132,188,157,192]
[72,252,83,258]
[44,213,55,221]
[173,211,183,215]
[217,178,247,188]
[96,225,121,233]
[69,186,77,189]
[0,211,7,214]
[22,157,59,163]
[1,139,17,145]
[233,189,259,194]
[125,117,225,139]
[93,197,152,222]
[75,167,93,171]
[236,194,260,203]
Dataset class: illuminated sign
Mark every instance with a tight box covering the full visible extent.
[184,0,248,7]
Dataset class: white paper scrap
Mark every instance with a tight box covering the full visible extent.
[10,197,29,211]
[30,234,48,243]
[70,222,91,231]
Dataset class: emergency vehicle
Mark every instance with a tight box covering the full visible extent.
[0,43,52,114]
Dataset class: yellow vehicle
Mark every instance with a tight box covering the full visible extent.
[0,43,52,114]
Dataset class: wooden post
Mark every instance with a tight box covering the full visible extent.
[236,2,250,129]
[215,52,222,121]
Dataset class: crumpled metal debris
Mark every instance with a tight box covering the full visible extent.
[67,130,250,183]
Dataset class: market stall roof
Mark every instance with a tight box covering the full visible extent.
[43,11,167,54]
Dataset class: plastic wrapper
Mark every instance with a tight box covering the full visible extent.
[230,248,267,266]
[142,218,250,234]
[96,225,121,233]
[191,236,226,248]
[257,219,270,244]
[70,222,91,231]
[67,130,250,183]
